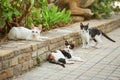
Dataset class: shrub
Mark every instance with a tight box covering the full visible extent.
[41,6,72,29]
[90,0,115,19]
[39,0,72,30]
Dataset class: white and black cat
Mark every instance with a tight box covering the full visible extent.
[80,23,115,48]
[8,24,48,41]
[47,41,84,68]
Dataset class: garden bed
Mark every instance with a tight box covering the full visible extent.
[0,14,120,80]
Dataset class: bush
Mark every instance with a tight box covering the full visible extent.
[90,0,116,19]
[39,0,72,30]
[41,6,72,30]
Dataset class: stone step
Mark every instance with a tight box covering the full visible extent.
[0,14,120,80]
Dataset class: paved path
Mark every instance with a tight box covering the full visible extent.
[16,28,120,80]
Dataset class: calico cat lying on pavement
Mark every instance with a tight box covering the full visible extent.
[47,41,84,68]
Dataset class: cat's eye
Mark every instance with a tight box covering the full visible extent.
[36,31,38,33]
[32,31,34,33]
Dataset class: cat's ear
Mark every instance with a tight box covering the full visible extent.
[70,41,75,49]
[31,23,35,29]
[86,23,89,26]
[65,41,69,46]
[86,23,89,29]
[80,23,83,29]
[71,41,76,46]
[38,24,42,31]
[80,23,83,26]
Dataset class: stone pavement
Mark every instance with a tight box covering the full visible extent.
[16,28,120,80]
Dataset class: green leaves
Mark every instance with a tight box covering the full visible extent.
[90,0,115,19]
[0,0,20,25]
[41,5,72,30]
[0,0,72,33]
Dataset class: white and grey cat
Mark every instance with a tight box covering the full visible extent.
[47,41,84,68]
[8,24,48,41]
[80,23,115,48]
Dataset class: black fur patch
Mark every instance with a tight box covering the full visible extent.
[60,50,72,59]
[58,58,66,64]
[89,28,101,38]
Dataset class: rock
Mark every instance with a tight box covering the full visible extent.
[72,16,85,22]
[80,0,95,8]
[55,0,94,19]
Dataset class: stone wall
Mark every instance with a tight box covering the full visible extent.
[0,15,120,80]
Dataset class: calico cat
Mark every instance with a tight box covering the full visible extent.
[47,41,84,68]
[80,23,115,48]
[8,24,48,41]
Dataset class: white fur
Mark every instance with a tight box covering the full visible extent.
[80,28,103,48]
[8,26,48,41]
[64,45,84,62]
[80,29,90,48]
[51,50,75,64]
[94,34,103,48]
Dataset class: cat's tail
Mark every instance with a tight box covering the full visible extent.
[47,54,65,68]
[101,31,115,42]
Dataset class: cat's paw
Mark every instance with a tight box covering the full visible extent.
[67,61,75,64]
[95,44,102,49]
[78,58,85,62]
[36,39,45,41]
[95,45,101,49]
[85,46,89,49]
[44,37,49,39]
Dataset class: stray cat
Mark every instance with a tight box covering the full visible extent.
[80,23,115,48]
[47,41,84,68]
[8,24,48,41]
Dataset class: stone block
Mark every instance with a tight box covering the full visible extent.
[2,60,11,70]
[33,58,37,66]
[10,57,18,66]
[37,46,49,55]
[24,53,31,61]
[31,44,38,51]
[14,50,21,56]
[50,37,63,44]
[6,68,13,78]
[21,46,32,53]
[28,60,34,69]
[13,64,22,76]
[18,55,25,64]
[37,40,50,48]
[63,34,71,39]
[22,62,29,71]
[0,71,7,80]
[39,53,47,62]
[18,53,31,64]
[0,50,14,61]
[49,41,64,50]
[32,51,37,58]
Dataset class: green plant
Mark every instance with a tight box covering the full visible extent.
[36,56,42,66]
[90,0,115,19]
[0,0,41,34]
[41,5,72,30]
